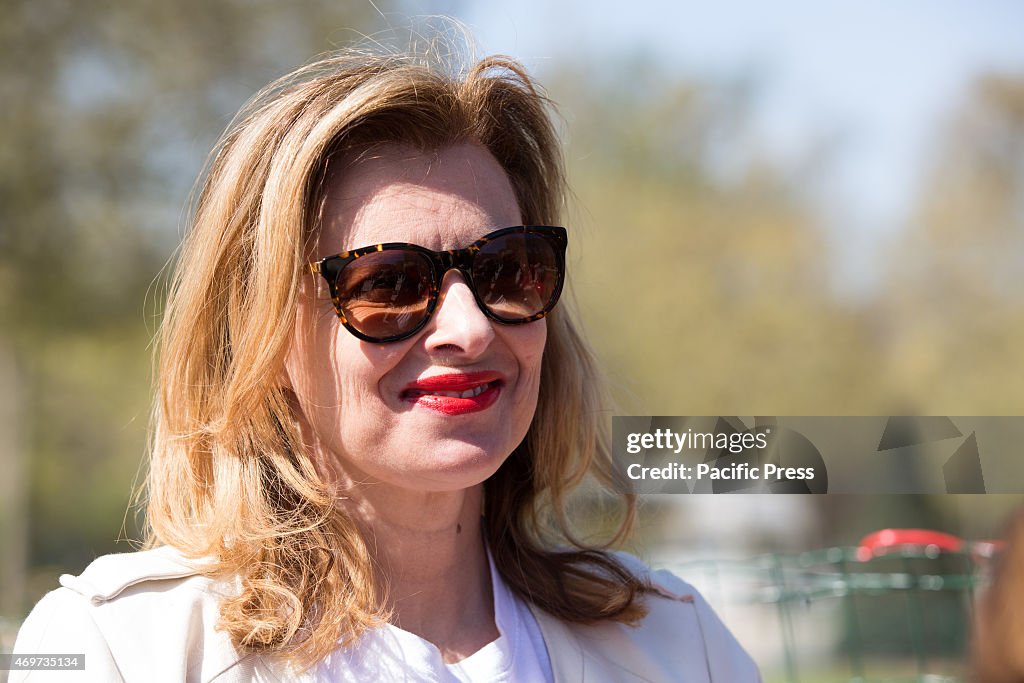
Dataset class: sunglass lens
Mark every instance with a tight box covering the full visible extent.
[336,251,434,340]
[472,233,562,321]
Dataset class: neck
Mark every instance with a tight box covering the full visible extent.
[340,480,499,662]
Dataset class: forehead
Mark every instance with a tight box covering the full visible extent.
[317,143,522,256]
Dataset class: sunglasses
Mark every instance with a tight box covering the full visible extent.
[308,226,568,343]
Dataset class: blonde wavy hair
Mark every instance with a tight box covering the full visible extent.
[146,43,648,669]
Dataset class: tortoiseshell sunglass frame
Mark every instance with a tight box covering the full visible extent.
[307,225,568,343]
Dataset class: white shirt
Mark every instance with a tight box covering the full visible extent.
[315,548,553,683]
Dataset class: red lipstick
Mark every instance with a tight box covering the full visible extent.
[402,371,503,415]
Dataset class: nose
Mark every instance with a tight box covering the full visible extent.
[421,269,495,358]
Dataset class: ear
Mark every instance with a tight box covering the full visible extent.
[278,295,304,394]
[278,344,296,393]
[278,364,295,393]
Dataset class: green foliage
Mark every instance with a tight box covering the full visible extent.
[882,75,1024,414]
[547,64,880,415]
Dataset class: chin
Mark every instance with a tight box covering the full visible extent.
[404,445,511,492]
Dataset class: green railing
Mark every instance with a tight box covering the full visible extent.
[663,529,1000,683]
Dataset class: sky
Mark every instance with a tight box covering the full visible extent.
[437,0,1024,292]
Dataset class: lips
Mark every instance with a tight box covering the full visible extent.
[401,371,503,415]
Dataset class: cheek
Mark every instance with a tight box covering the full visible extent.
[513,321,548,397]
[329,331,412,408]
[287,303,400,429]
[285,300,334,404]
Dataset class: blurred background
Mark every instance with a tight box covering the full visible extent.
[1,1,1023,680]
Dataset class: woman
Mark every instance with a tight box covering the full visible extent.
[13,45,760,682]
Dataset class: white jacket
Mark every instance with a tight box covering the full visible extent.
[12,546,761,682]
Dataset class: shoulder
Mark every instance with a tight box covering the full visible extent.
[55,544,211,600]
[12,547,273,683]
[530,551,762,683]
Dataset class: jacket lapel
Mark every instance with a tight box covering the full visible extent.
[527,603,638,683]
[526,603,585,682]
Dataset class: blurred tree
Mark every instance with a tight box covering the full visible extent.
[0,0,384,613]
[882,73,1024,414]
[547,60,879,416]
